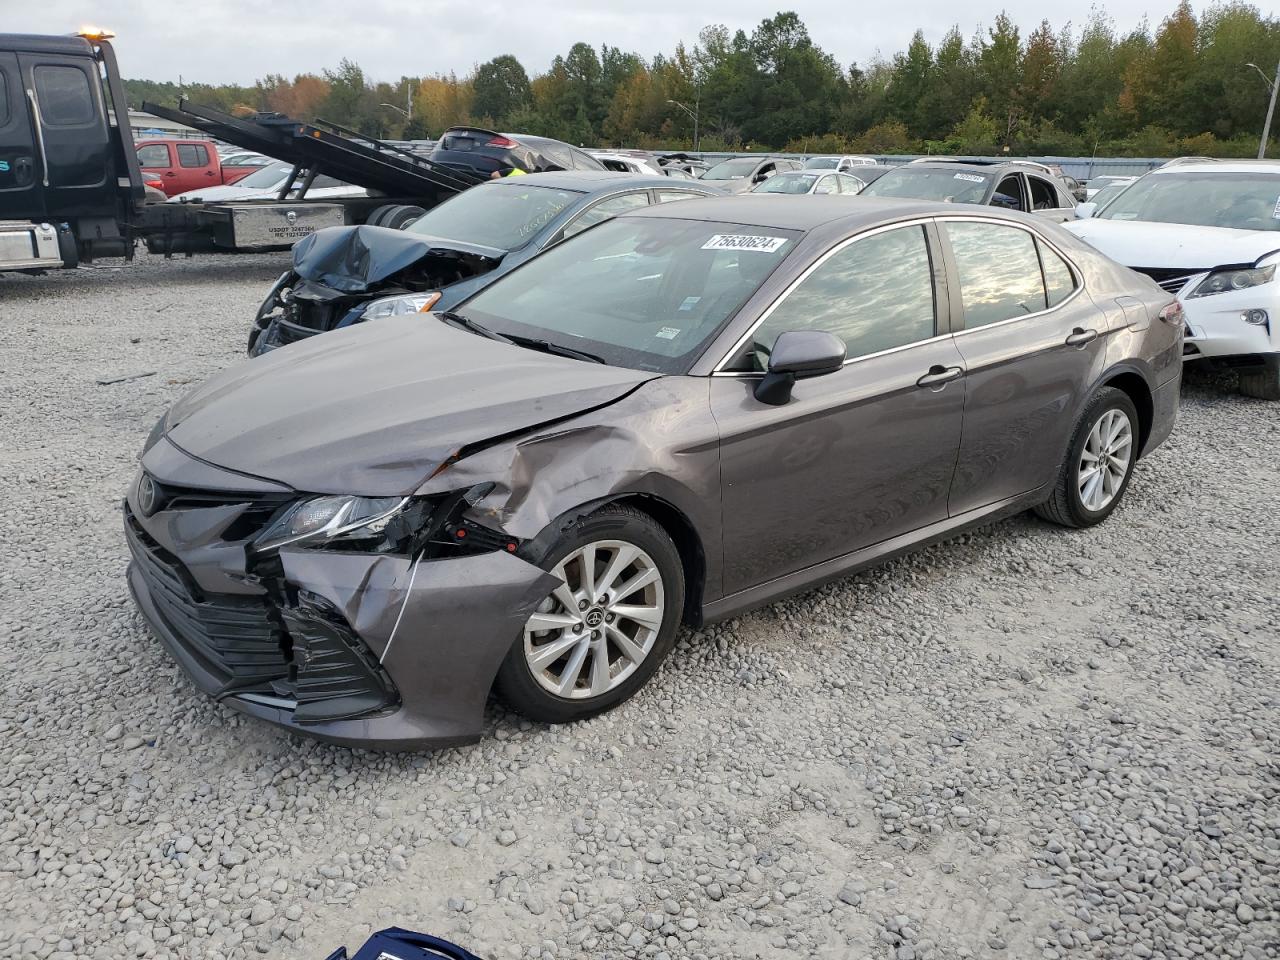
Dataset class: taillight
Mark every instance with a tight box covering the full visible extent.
[1158,301,1184,326]
[485,135,517,148]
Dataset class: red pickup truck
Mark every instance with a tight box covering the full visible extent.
[134,139,263,196]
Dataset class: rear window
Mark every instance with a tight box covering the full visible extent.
[35,65,95,125]
[137,144,170,167]
[405,183,579,250]
[176,143,209,168]
[0,71,9,126]
[861,168,991,204]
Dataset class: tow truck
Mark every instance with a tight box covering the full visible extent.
[0,28,485,273]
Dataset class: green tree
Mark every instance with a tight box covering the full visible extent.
[472,55,532,126]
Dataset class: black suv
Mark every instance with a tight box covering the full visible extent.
[860,159,1078,221]
[431,127,606,178]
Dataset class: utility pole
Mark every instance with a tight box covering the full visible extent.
[1246,61,1279,159]
[667,96,700,153]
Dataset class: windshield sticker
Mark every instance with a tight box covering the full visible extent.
[702,234,788,253]
[1273,196,1280,219]
[678,296,701,311]
[953,173,986,184]
[656,327,681,340]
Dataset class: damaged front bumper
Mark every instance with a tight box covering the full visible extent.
[123,448,558,750]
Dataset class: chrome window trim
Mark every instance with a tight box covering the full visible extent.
[935,214,1084,336]
[710,216,941,375]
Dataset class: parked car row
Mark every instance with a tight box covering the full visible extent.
[127,156,1197,748]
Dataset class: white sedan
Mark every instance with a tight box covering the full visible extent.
[1065,160,1280,399]
[168,163,367,203]
[751,170,869,195]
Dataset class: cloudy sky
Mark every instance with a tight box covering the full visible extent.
[12,0,1170,83]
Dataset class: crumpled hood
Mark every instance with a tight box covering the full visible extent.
[166,316,658,495]
[1065,218,1280,270]
[292,224,505,293]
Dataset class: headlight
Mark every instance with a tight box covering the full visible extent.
[141,414,167,455]
[360,292,442,321]
[256,271,292,320]
[1186,265,1275,299]
[253,495,410,552]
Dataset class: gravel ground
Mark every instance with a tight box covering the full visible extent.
[0,252,1276,960]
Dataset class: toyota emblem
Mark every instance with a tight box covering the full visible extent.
[137,474,158,516]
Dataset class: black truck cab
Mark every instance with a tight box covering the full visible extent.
[0,32,142,269]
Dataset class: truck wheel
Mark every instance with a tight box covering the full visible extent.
[365,205,399,227]
[384,205,426,229]
[1237,355,1280,401]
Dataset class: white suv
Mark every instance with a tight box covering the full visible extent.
[1065,160,1280,399]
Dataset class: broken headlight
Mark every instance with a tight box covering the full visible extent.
[360,292,442,321]
[1186,264,1275,299]
[253,495,413,553]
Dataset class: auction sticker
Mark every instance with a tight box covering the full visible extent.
[1273,196,1280,219]
[702,234,789,253]
[953,173,986,183]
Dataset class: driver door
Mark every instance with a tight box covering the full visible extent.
[710,222,966,595]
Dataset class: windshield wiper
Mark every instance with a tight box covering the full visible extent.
[507,334,606,365]
[439,310,513,344]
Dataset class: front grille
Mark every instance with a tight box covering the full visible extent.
[125,508,290,694]
[1132,266,1201,295]
[127,503,400,723]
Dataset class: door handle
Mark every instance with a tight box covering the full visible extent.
[164,171,177,177]
[205,170,215,176]
[1066,327,1098,347]
[916,365,963,389]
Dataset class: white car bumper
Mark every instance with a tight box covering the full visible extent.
[1179,280,1279,362]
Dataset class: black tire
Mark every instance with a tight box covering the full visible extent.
[364,204,399,227]
[1237,355,1280,401]
[495,504,685,724]
[1034,386,1140,528]
[382,205,427,229]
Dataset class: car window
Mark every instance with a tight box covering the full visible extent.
[804,157,839,170]
[406,183,579,250]
[861,168,991,204]
[462,216,799,374]
[838,174,865,194]
[945,221,1047,328]
[34,65,95,125]
[745,225,936,368]
[307,174,347,189]
[562,191,651,239]
[239,163,293,188]
[992,175,1026,211]
[0,70,9,127]
[137,144,170,167]
[813,176,837,195]
[176,143,209,168]
[534,140,574,169]
[1028,176,1060,210]
[1097,171,1280,231]
[1038,240,1076,307]
[655,189,699,203]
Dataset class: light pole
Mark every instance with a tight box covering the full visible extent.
[381,82,418,125]
[1245,61,1279,159]
[666,97,700,153]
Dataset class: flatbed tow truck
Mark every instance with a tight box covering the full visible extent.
[0,28,486,274]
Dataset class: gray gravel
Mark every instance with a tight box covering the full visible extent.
[1,252,1277,960]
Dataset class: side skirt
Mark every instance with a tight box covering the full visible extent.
[700,487,1047,625]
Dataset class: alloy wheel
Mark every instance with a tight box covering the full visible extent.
[1077,408,1133,512]
[523,540,665,700]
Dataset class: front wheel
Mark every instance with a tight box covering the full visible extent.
[495,505,684,724]
[1035,386,1139,528]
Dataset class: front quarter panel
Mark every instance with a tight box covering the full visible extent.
[416,376,725,602]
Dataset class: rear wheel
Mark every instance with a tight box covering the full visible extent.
[495,505,684,724]
[1035,387,1139,528]
[1237,355,1280,401]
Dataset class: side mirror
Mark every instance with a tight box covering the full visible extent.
[1074,202,1097,219]
[754,330,847,405]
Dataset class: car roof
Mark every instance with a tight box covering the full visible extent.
[490,171,715,194]
[623,194,1015,231]
[897,161,1016,175]
[1149,160,1280,175]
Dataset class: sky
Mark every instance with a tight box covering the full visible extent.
[9,0,1174,84]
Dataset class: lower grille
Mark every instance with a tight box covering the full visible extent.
[1132,267,1201,295]
[125,508,290,694]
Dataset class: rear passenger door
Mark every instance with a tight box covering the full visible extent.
[18,51,111,216]
[0,52,42,218]
[174,142,216,194]
[1027,174,1073,222]
[989,174,1027,212]
[939,217,1111,515]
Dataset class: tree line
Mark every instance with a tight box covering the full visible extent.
[123,3,1280,157]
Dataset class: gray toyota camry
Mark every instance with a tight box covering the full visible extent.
[125,197,1183,749]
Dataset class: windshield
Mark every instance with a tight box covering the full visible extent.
[1097,172,1280,231]
[701,158,760,180]
[239,164,293,188]
[756,173,819,194]
[459,216,799,373]
[405,183,579,250]
[1091,182,1132,212]
[861,168,991,204]
[804,157,839,170]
